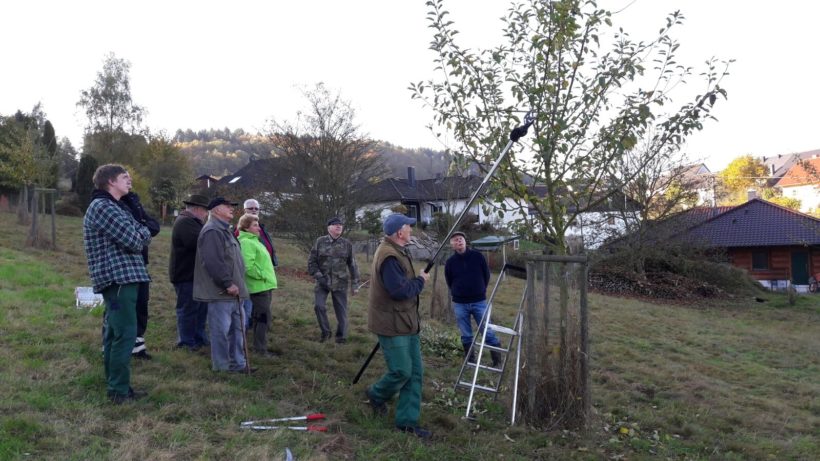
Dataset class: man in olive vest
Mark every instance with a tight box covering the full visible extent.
[364,213,431,439]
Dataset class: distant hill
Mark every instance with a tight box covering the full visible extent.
[375,141,452,179]
[174,128,452,180]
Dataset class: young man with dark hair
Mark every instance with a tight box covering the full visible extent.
[83,164,153,404]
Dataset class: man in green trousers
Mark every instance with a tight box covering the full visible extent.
[365,213,431,439]
[83,164,152,404]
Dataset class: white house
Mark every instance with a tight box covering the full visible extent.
[355,167,527,228]
[775,156,820,214]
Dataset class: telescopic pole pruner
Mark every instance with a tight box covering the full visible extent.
[352,110,535,385]
[422,110,535,272]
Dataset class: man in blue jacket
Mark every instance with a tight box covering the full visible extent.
[444,232,501,366]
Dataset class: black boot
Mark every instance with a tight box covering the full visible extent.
[490,350,502,368]
[462,344,476,364]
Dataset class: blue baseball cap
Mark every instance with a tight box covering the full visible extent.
[383,213,417,236]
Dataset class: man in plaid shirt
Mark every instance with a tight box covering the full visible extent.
[83,164,153,404]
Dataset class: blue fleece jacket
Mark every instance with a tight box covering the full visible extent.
[444,248,490,303]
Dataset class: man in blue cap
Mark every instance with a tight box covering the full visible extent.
[364,213,432,439]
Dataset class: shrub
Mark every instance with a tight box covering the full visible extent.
[55,194,83,217]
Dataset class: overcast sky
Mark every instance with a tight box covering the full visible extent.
[2,0,818,171]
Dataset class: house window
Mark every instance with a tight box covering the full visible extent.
[407,205,418,219]
[751,250,769,271]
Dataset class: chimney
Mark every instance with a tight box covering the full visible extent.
[747,189,757,201]
[407,166,416,187]
[770,164,775,176]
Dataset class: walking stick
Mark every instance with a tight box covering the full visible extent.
[238,295,251,375]
[351,111,535,385]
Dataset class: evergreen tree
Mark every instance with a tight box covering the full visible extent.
[75,155,98,211]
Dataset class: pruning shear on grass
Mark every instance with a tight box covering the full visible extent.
[240,413,327,432]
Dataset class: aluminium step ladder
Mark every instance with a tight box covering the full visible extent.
[454,263,527,425]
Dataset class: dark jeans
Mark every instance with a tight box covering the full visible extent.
[174,282,209,348]
[250,290,272,353]
[453,300,501,348]
[132,282,150,353]
[136,281,149,338]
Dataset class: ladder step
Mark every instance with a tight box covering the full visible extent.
[473,343,507,353]
[465,362,502,373]
[457,381,499,393]
[488,323,518,336]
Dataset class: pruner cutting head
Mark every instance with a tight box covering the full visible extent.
[510,110,535,142]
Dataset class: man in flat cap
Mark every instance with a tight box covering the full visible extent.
[193,197,253,373]
[364,213,432,439]
[445,231,502,367]
[169,194,210,351]
[307,216,360,343]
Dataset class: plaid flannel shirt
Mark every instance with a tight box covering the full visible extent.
[83,196,152,293]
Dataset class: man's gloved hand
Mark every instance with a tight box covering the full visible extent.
[314,272,330,291]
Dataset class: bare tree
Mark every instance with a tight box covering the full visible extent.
[268,83,388,252]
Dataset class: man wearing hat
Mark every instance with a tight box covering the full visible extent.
[193,197,253,373]
[444,231,502,367]
[307,216,360,343]
[364,213,432,440]
[169,194,210,350]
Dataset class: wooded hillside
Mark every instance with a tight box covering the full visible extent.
[174,127,451,180]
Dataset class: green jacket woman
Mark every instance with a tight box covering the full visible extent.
[237,215,277,355]
[238,230,278,293]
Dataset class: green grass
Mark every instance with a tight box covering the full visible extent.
[0,211,817,460]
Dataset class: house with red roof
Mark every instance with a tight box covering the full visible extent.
[673,198,820,290]
[774,156,820,214]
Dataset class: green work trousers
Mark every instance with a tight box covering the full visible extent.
[370,334,423,428]
[101,283,138,397]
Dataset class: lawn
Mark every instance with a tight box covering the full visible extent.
[0,212,817,460]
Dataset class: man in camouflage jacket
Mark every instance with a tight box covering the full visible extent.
[307,217,360,343]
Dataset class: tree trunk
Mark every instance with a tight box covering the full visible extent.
[50,192,57,249]
[17,185,30,225]
[517,254,589,429]
[27,188,39,247]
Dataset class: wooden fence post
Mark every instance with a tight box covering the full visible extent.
[579,261,590,417]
